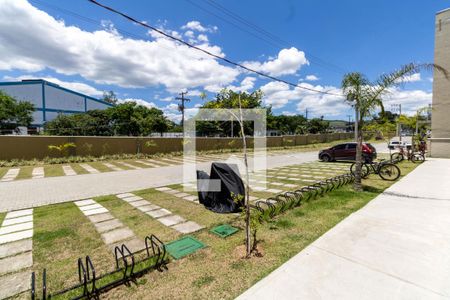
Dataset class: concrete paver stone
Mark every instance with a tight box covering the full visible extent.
[101,227,135,245]
[0,239,32,259]
[172,221,204,234]
[0,270,31,299]
[146,209,171,218]
[0,251,33,276]
[0,229,33,245]
[4,209,33,219]
[0,222,33,235]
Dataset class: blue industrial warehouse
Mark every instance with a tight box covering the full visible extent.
[0,79,113,127]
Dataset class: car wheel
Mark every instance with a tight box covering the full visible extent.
[321,154,331,162]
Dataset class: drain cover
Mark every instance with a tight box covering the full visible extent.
[210,224,239,238]
[165,236,206,259]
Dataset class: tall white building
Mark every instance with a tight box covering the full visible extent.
[431,8,450,157]
[0,79,113,127]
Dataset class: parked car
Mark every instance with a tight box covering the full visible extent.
[388,138,412,150]
[318,142,377,162]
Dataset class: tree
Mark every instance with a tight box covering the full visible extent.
[199,88,268,137]
[0,91,34,132]
[102,90,118,105]
[44,102,170,136]
[44,110,114,136]
[307,117,330,134]
[342,63,448,191]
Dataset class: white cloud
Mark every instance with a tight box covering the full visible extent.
[184,30,195,38]
[260,81,298,108]
[305,75,319,81]
[181,21,216,33]
[0,1,239,93]
[2,75,103,96]
[261,79,432,118]
[243,47,309,76]
[395,73,421,83]
[382,88,432,115]
[261,81,347,117]
[165,103,179,112]
[226,76,256,92]
[118,98,157,109]
[197,34,208,42]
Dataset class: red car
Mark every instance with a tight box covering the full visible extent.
[318,142,377,162]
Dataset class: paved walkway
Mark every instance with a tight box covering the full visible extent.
[0,143,388,212]
[236,158,450,300]
[0,151,318,212]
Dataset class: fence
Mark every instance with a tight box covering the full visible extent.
[0,133,354,160]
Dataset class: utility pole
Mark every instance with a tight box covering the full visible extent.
[347,114,352,132]
[305,108,308,121]
[176,91,190,129]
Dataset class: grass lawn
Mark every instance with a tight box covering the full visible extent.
[44,165,65,177]
[16,166,34,180]
[32,202,114,294]
[68,163,89,175]
[28,159,414,300]
[109,161,417,299]
[86,161,114,172]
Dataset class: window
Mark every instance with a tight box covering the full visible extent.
[333,144,346,150]
[347,144,356,149]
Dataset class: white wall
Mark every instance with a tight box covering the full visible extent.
[0,83,42,107]
[87,99,110,110]
[44,85,85,111]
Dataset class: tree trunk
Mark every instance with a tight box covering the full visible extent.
[353,121,363,192]
[237,95,251,257]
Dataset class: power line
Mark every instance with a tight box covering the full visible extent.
[87,0,342,97]
[196,0,348,74]
[184,0,281,49]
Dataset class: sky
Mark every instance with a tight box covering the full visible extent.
[0,0,448,123]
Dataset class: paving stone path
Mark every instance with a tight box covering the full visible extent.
[135,160,159,167]
[1,168,20,182]
[155,186,200,204]
[116,192,203,234]
[115,162,142,170]
[79,164,100,174]
[102,162,123,171]
[74,200,144,252]
[62,165,77,176]
[31,167,45,179]
[0,208,34,299]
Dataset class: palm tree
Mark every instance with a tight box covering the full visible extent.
[342,63,447,191]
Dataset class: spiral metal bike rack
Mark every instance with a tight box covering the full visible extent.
[31,234,167,300]
[251,173,355,222]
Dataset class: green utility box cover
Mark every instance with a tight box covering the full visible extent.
[210,224,239,238]
[165,236,206,260]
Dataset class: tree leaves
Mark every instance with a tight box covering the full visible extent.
[0,91,34,130]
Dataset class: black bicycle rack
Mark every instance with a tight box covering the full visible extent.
[251,173,355,222]
[31,234,167,300]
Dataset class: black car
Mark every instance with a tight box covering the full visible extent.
[318,142,377,162]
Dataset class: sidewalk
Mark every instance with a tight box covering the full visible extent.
[236,159,450,300]
[0,151,317,212]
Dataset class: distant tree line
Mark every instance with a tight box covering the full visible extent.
[196,89,330,136]
[44,102,176,136]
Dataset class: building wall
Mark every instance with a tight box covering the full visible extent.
[431,8,450,157]
[0,80,112,126]
[0,133,354,160]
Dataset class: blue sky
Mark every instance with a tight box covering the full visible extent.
[0,0,447,122]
